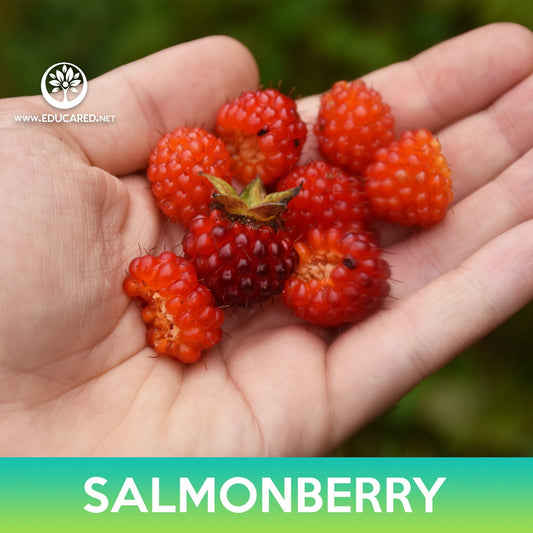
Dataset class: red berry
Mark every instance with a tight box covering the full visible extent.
[123,251,224,363]
[314,79,395,174]
[147,127,232,227]
[364,128,453,227]
[216,88,307,186]
[183,211,297,307]
[276,161,371,241]
[183,176,299,307]
[283,225,390,327]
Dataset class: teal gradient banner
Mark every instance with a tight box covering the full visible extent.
[0,458,532,532]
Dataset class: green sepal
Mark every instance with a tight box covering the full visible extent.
[263,186,301,206]
[202,173,240,200]
[247,202,290,224]
[201,172,301,228]
[243,177,268,207]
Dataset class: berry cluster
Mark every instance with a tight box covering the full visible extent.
[124,82,453,363]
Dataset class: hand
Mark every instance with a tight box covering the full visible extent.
[1,24,532,456]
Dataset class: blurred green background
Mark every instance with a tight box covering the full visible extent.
[1,0,532,456]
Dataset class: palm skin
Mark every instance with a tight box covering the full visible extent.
[1,25,533,456]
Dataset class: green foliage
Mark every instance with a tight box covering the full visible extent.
[1,0,532,456]
[3,0,531,98]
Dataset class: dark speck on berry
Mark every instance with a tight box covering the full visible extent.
[342,256,358,270]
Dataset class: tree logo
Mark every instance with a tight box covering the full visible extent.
[40,62,88,110]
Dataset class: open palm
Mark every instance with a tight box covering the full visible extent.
[1,25,532,456]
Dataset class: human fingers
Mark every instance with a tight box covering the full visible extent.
[389,147,533,299]
[58,36,258,176]
[432,70,533,207]
[297,23,533,163]
[325,219,533,447]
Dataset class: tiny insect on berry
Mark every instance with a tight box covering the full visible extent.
[215,88,307,186]
[283,224,390,327]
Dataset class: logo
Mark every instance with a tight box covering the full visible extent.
[40,62,88,110]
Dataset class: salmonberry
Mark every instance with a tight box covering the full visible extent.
[283,225,390,327]
[124,71,455,354]
[215,88,307,185]
[147,127,232,227]
[276,161,371,241]
[364,128,453,226]
[123,251,224,363]
[314,79,395,174]
[183,176,299,307]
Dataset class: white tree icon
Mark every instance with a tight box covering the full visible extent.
[41,62,88,110]
[48,64,82,104]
